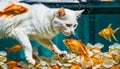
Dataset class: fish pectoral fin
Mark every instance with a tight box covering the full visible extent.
[103,36,108,40]
[112,34,118,42]
[108,38,112,42]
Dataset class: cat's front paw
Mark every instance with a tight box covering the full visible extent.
[26,57,35,65]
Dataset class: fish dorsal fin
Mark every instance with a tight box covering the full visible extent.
[108,24,112,28]
[77,40,85,46]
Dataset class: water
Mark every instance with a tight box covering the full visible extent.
[0,1,120,69]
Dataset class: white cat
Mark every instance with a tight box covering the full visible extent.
[0,2,84,65]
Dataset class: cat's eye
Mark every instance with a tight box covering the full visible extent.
[74,24,77,27]
[66,24,72,27]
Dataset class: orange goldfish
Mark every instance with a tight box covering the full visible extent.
[63,39,89,58]
[98,24,120,42]
[0,3,28,17]
[11,67,23,69]
[5,60,19,68]
[51,65,59,69]
[7,45,23,52]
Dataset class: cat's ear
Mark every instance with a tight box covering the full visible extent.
[74,10,84,17]
[56,7,66,18]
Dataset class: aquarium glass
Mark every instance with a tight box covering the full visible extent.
[0,1,120,69]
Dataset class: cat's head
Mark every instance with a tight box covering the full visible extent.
[53,8,84,36]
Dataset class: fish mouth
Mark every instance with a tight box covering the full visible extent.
[63,40,66,43]
[63,40,67,45]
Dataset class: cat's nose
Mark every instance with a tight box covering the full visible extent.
[70,31,73,34]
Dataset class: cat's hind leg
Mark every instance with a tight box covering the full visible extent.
[10,30,35,65]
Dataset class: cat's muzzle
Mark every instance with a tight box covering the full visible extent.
[63,32,73,36]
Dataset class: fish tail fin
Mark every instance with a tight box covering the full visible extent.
[114,27,120,33]
[112,34,118,42]
[6,48,10,52]
[112,27,120,42]
[5,48,10,55]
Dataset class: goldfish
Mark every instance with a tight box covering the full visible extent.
[5,60,19,68]
[51,65,59,69]
[63,39,89,58]
[0,3,28,17]
[7,44,23,52]
[98,24,120,42]
[11,67,23,69]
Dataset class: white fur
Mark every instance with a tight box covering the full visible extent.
[0,2,84,65]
